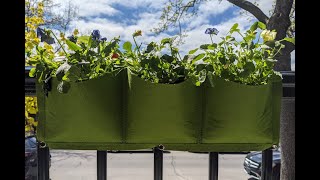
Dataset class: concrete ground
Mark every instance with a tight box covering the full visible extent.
[49,150,252,180]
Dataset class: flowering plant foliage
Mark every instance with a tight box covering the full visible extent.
[27,21,295,94]
[123,31,187,84]
[29,29,124,93]
[187,22,295,86]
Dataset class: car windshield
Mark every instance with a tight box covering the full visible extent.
[25,137,37,149]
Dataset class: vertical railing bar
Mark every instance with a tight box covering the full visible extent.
[97,150,107,180]
[209,152,218,180]
[37,142,50,180]
[154,145,164,180]
[261,148,273,180]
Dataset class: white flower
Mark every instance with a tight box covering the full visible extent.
[260,30,277,42]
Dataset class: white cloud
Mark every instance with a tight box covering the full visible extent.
[52,0,120,17]
[198,0,233,16]
[108,0,167,10]
[67,10,172,46]
[69,18,124,38]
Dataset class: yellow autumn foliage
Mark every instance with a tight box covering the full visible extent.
[25,1,46,133]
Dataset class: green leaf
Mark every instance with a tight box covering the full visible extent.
[188,48,198,54]
[104,40,118,55]
[68,65,81,81]
[77,36,90,44]
[66,39,82,51]
[229,23,239,33]
[88,35,93,48]
[192,53,205,63]
[196,63,206,72]
[182,54,195,62]
[123,41,132,52]
[208,44,217,50]
[260,44,271,49]
[62,73,70,82]
[199,69,207,83]
[205,64,214,72]
[95,64,101,73]
[56,63,71,81]
[231,23,239,30]
[250,22,258,31]
[244,35,254,42]
[29,68,36,77]
[226,36,236,42]
[161,38,171,45]
[266,58,277,62]
[161,54,174,63]
[57,81,71,93]
[271,72,283,81]
[283,37,295,45]
[145,42,156,53]
[264,40,276,47]
[257,22,266,30]
[243,62,255,73]
[200,44,211,50]
[207,72,215,87]
[195,81,201,86]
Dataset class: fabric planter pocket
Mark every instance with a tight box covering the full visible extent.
[201,77,282,151]
[36,70,127,149]
[125,74,201,145]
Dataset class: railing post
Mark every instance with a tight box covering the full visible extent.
[261,148,273,180]
[38,142,50,180]
[97,151,107,180]
[154,145,164,180]
[209,152,219,180]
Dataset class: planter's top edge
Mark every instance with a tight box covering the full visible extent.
[129,73,195,87]
[206,76,279,89]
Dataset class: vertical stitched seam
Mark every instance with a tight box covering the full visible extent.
[198,85,206,144]
[122,69,128,144]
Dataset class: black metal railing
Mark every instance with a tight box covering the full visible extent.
[25,67,295,180]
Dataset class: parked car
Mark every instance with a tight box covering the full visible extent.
[243,148,281,180]
[25,135,51,180]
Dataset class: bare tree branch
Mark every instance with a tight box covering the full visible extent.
[25,0,78,32]
[227,0,269,24]
[152,0,204,35]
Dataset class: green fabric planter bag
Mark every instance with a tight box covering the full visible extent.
[36,71,282,151]
[125,74,201,145]
[36,70,127,150]
[201,77,282,152]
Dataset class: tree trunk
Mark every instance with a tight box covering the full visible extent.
[273,51,291,71]
[266,1,295,179]
[279,97,295,180]
[267,0,294,71]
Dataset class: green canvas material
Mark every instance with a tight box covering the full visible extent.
[126,74,201,144]
[36,70,127,145]
[36,71,282,152]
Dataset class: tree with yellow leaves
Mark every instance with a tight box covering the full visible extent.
[25,1,45,134]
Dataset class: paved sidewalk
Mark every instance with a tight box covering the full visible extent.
[49,150,251,180]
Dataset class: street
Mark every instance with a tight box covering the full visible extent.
[49,150,252,180]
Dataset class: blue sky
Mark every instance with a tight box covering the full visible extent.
[52,0,295,70]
